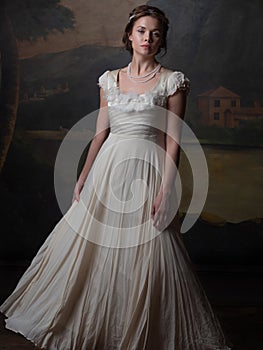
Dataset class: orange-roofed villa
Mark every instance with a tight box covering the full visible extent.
[198,86,263,128]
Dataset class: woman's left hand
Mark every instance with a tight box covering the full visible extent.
[151,187,176,232]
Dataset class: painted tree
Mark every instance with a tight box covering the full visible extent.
[0,0,75,173]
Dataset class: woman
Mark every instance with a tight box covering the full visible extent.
[0,5,232,350]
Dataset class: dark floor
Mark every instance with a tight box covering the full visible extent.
[0,264,263,349]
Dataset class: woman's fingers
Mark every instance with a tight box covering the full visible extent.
[152,203,169,231]
[153,208,163,230]
[72,186,81,204]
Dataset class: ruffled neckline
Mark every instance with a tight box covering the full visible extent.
[104,80,167,112]
[98,68,190,112]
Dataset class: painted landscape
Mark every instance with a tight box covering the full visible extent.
[0,0,262,263]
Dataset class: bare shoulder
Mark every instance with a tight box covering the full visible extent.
[121,65,128,72]
[119,66,128,75]
[160,66,173,74]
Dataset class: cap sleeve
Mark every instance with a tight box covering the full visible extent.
[166,71,190,96]
[97,70,110,93]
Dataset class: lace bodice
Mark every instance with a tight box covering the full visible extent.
[98,68,190,112]
[97,68,190,139]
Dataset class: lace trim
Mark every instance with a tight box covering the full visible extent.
[166,71,190,96]
[106,87,167,112]
[97,69,190,111]
[98,70,110,93]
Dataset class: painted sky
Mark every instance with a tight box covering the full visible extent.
[18,0,143,59]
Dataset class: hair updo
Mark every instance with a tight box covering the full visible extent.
[122,5,169,56]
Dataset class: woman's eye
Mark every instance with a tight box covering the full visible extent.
[153,32,160,37]
[137,29,145,34]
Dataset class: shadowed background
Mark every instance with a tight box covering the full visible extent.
[0,0,262,264]
[0,1,263,348]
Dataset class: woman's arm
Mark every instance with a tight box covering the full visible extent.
[162,90,187,194]
[151,89,187,229]
[72,88,110,202]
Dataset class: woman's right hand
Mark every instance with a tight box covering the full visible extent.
[72,180,85,204]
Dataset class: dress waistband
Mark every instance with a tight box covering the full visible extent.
[109,131,158,142]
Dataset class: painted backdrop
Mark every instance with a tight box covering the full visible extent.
[0,0,262,265]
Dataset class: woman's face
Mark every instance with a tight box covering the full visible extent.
[128,16,162,58]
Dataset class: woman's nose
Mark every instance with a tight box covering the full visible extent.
[144,32,153,43]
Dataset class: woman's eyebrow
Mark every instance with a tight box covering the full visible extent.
[136,25,160,31]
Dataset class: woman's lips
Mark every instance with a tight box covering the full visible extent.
[141,45,150,48]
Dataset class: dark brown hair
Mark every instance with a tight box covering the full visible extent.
[122,5,169,56]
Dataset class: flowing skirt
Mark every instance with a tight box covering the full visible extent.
[0,133,232,349]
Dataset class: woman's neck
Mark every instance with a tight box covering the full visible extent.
[129,56,159,76]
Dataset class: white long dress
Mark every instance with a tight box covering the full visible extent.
[0,68,232,350]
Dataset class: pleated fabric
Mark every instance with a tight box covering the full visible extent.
[0,68,232,349]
